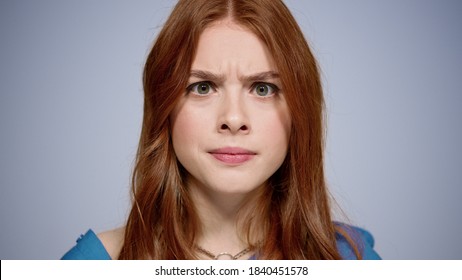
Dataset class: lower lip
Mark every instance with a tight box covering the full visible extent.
[210,153,255,164]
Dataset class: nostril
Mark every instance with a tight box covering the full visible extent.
[218,123,249,133]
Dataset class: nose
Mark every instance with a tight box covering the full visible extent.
[217,92,250,135]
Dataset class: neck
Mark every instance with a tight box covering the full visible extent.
[186,177,264,258]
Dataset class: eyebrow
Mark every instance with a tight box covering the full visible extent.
[189,70,280,83]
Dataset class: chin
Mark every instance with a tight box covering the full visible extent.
[210,181,266,196]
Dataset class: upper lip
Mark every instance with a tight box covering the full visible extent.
[208,147,256,155]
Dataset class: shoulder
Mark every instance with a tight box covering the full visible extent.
[335,223,381,260]
[97,227,125,260]
[61,227,125,260]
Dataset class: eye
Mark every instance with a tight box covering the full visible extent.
[253,82,279,97]
[187,81,214,95]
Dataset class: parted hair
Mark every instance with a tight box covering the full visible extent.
[118,0,359,259]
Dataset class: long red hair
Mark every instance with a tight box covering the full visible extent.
[119,0,359,259]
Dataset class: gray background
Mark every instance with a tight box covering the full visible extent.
[1,0,461,259]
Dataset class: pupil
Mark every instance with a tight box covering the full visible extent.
[259,85,267,94]
[200,84,208,93]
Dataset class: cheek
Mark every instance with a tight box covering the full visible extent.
[256,106,291,157]
[172,109,192,151]
[171,106,207,155]
[269,105,291,144]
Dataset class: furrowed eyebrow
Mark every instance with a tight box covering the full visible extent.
[189,70,225,83]
[240,71,280,83]
[189,70,280,83]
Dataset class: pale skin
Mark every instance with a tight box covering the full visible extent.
[98,19,291,260]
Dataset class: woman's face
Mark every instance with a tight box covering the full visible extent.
[171,21,291,196]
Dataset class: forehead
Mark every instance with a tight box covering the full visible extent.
[192,21,277,74]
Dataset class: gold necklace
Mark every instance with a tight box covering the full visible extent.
[195,245,252,260]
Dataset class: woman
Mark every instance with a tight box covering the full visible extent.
[62,0,380,260]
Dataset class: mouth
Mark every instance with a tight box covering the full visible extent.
[208,147,256,164]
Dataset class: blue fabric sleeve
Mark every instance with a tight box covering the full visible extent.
[61,229,111,260]
[336,225,381,260]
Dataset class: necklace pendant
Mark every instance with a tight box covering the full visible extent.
[195,244,253,260]
[215,252,235,260]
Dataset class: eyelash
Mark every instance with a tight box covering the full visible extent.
[186,81,280,97]
[251,82,280,97]
[186,81,217,95]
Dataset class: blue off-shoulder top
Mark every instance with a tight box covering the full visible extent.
[62,225,380,260]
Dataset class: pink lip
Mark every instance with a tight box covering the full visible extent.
[209,147,256,164]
